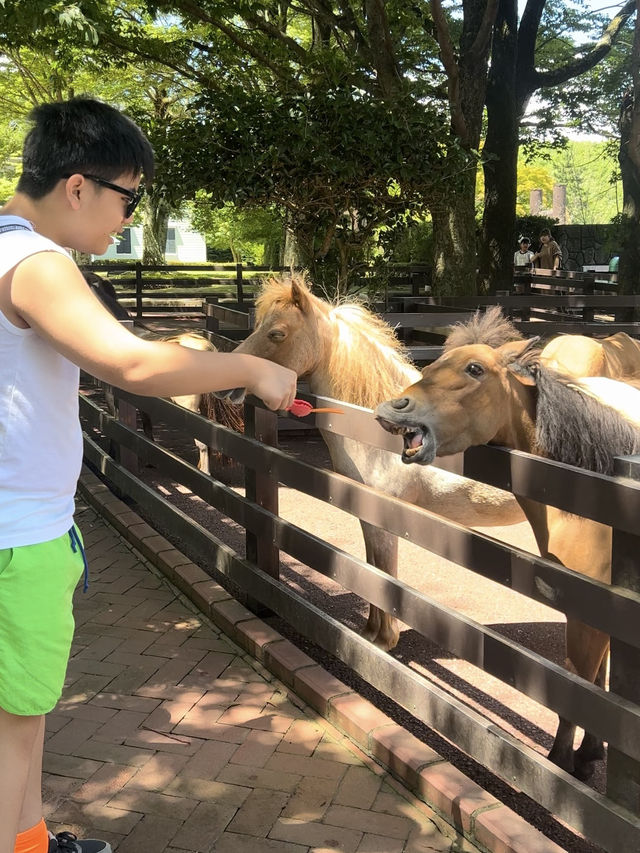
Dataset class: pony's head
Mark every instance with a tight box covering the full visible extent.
[216,274,327,403]
[247,273,327,377]
[218,273,417,407]
[375,337,540,464]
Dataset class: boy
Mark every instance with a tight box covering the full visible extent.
[0,97,297,853]
[513,236,534,267]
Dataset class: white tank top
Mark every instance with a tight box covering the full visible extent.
[0,216,82,547]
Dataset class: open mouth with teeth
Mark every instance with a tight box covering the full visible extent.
[375,417,435,464]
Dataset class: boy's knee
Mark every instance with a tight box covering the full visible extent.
[0,707,43,747]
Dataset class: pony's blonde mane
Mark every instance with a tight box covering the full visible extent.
[256,275,419,408]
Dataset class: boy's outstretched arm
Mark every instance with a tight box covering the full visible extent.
[9,251,297,411]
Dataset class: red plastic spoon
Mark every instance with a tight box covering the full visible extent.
[287,398,344,417]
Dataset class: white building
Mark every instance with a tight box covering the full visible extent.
[94,219,207,262]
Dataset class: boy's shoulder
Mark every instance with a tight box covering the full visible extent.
[0,217,72,279]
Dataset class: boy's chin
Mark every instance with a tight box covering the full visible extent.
[90,239,113,257]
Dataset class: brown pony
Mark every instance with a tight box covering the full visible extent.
[375,337,640,778]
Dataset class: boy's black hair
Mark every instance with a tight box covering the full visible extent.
[17,97,155,198]
[539,227,552,237]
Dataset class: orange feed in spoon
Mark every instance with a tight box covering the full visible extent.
[287,399,344,417]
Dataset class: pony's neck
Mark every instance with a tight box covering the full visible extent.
[491,378,538,453]
[308,304,420,408]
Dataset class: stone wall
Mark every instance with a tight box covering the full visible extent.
[551,223,621,270]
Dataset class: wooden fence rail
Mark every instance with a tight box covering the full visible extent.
[79,379,640,852]
[81,262,433,317]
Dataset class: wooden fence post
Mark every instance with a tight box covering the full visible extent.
[236,263,244,305]
[607,453,640,813]
[135,262,143,319]
[243,403,279,614]
[204,296,219,341]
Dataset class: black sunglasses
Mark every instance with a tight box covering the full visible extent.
[64,173,144,218]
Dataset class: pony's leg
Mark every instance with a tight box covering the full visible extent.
[195,439,211,475]
[141,411,154,442]
[548,620,609,777]
[574,650,608,781]
[548,718,577,774]
[359,522,399,651]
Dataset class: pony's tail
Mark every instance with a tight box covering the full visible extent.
[199,394,244,471]
[200,394,244,433]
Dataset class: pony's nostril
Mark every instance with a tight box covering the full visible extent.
[391,397,411,410]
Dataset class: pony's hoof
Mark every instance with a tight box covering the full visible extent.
[573,743,604,782]
[373,631,400,652]
[547,746,574,776]
[361,624,381,644]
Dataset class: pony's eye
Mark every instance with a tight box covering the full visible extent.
[465,362,485,378]
[268,329,286,342]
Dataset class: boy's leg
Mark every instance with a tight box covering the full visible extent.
[19,716,45,832]
[0,707,43,853]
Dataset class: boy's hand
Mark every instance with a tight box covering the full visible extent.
[248,360,298,411]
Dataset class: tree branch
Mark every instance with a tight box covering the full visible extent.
[167,0,307,83]
[364,0,403,96]
[532,0,635,90]
[296,0,368,57]
[469,0,499,63]
[240,7,310,62]
[516,0,545,94]
[430,0,467,140]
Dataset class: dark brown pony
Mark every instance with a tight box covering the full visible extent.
[84,272,242,472]
[375,336,640,779]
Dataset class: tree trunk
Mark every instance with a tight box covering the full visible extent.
[428,0,496,297]
[618,89,640,295]
[430,173,479,298]
[142,194,170,266]
[479,0,519,292]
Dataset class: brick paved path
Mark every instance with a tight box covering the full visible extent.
[42,495,478,853]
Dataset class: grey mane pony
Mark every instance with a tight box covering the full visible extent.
[533,365,640,474]
[444,306,523,351]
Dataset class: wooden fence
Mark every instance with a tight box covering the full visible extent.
[79,378,640,853]
[81,262,432,319]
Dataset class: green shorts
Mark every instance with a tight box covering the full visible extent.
[0,527,86,716]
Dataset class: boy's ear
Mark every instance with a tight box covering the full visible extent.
[64,174,84,210]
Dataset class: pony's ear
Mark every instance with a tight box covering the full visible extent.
[499,337,541,386]
[290,276,311,312]
[497,336,540,363]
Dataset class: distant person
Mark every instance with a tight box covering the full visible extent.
[513,236,535,268]
[531,228,562,270]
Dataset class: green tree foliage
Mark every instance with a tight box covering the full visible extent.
[191,199,283,264]
[548,141,621,223]
[0,30,196,262]
[0,1,469,296]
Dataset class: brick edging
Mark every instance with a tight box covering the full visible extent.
[78,467,565,853]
